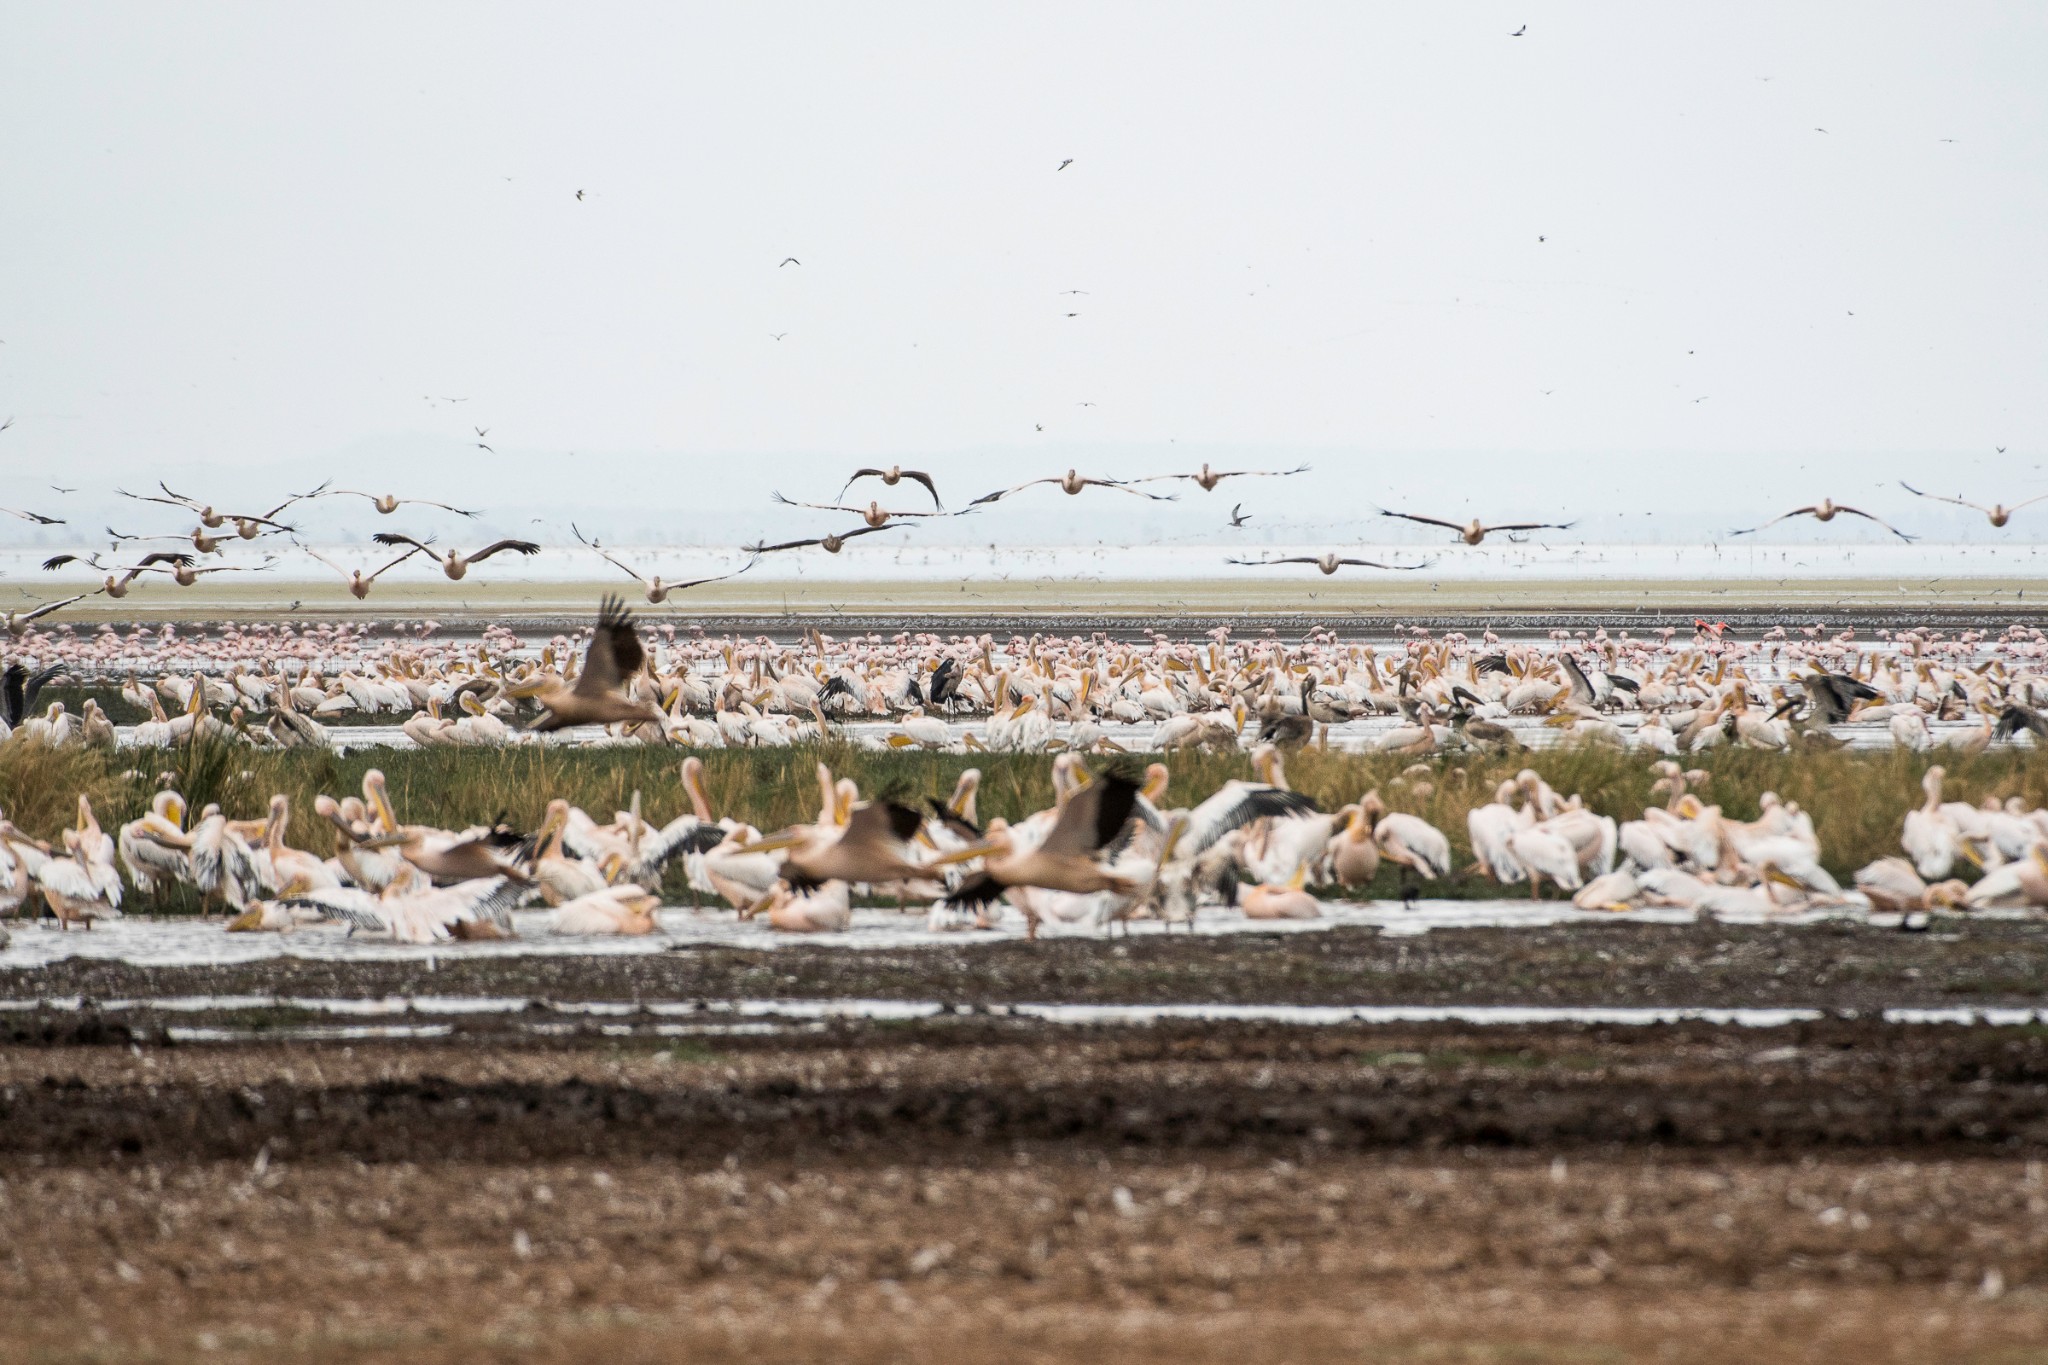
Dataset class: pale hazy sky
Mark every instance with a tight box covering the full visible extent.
[2,3,2044,548]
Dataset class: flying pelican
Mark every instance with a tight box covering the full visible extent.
[1228,554,1434,575]
[1,505,65,526]
[310,489,480,517]
[119,482,303,538]
[369,533,541,579]
[1134,462,1311,491]
[573,525,757,603]
[1378,510,1576,544]
[969,471,1179,506]
[745,798,931,889]
[42,551,194,598]
[299,543,423,598]
[744,524,901,555]
[3,593,93,636]
[1899,482,2048,528]
[526,595,667,732]
[836,466,944,509]
[1730,500,1913,542]
[940,773,1146,906]
[770,493,951,527]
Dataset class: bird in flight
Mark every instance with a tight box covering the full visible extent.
[770,332,787,341]
[1379,510,1575,545]
[0,416,12,433]
[307,489,480,518]
[971,471,1178,506]
[836,465,944,509]
[575,189,585,200]
[370,533,542,580]
[1229,554,1433,576]
[1134,462,1311,493]
[1510,24,1526,36]
[526,596,668,732]
[297,542,424,599]
[772,493,949,527]
[1057,158,1073,171]
[745,524,901,556]
[1,505,66,526]
[573,524,758,603]
[4,593,95,637]
[49,485,75,494]
[1059,290,1088,296]
[779,257,800,267]
[1729,499,1914,542]
[1899,482,2048,529]
[1228,504,1252,528]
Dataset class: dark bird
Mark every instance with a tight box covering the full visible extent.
[575,189,585,200]
[2,661,65,726]
[1995,704,2048,744]
[836,465,944,509]
[770,332,787,341]
[1228,504,1252,528]
[474,442,494,454]
[49,485,75,494]
[745,524,901,556]
[779,257,800,267]
[1057,158,1073,170]
[1378,510,1575,545]
[1229,554,1433,575]
[0,416,12,433]
[1729,500,1913,542]
[369,533,542,579]
[1796,672,1882,725]
[474,426,489,438]
[525,596,666,732]
[1510,25,1526,36]
[970,471,1177,506]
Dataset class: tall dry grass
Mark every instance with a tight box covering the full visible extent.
[3,735,2045,911]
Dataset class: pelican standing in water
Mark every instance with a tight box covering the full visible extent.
[573,525,756,603]
[1899,482,2048,528]
[970,471,1179,505]
[370,533,541,579]
[1730,499,1914,542]
[836,466,945,509]
[1228,553,1434,575]
[1379,510,1576,544]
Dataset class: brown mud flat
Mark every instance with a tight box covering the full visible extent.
[9,918,2048,1013]
[2,1023,2047,1363]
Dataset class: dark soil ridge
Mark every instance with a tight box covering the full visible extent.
[7,920,2045,1011]
[5,1019,2045,1162]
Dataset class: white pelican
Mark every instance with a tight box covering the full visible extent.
[572,524,756,603]
[119,481,303,538]
[1373,802,1453,904]
[525,597,668,732]
[744,524,901,555]
[300,543,423,598]
[550,886,661,935]
[312,489,480,517]
[1899,481,2048,529]
[1133,462,1310,492]
[770,493,950,527]
[836,466,944,509]
[119,791,191,894]
[4,594,92,636]
[1228,554,1432,575]
[369,533,540,580]
[1731,499,1913,542]
[969,471,1178,505]
[1379,510,1575,544]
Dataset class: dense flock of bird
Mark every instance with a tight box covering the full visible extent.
[5,460,2047,630]
[3,740,2042,949]
[6,604,2048,757]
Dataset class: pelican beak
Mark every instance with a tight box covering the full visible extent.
[225,906,268,933]
[926,840,999,866]
[737,829,806,856]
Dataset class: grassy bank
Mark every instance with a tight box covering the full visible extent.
[5,737,2047,913]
